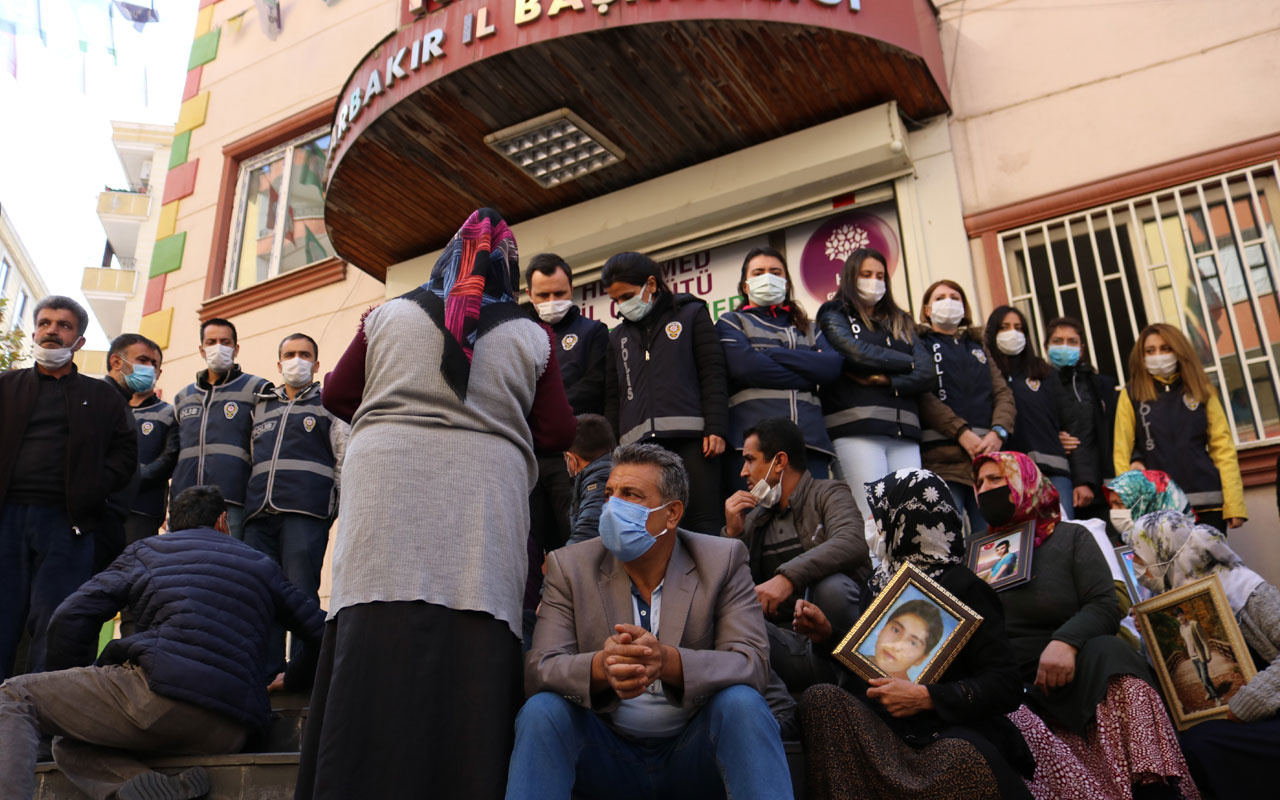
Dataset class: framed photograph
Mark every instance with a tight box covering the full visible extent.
[1114,545,1150,605]
[1133,574,1257,731]
[833,563,984,685]
[966,522,1034,592]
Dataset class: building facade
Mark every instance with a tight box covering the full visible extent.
[0,202,51,367]
[147,0,1280,583]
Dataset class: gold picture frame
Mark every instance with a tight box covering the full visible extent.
[966,521,1035,592]
[833,563,983,685]
[1133,574,1257,730]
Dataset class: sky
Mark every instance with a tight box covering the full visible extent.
[0,0,198,348]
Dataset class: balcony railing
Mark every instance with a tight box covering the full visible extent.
[97,190,151,218]
[82,266,138,295]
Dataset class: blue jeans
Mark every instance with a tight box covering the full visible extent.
[948,481,987,536]
[0,503,95,679]
[243,512,330,676]
[506,686,793,800]
[1048,474,1075,520]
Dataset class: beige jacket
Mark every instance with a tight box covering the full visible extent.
[526,531,770,713]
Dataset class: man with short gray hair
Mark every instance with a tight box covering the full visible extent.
[508,443,794,800]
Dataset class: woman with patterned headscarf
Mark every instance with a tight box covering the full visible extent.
[1129,510,1280,797]
[297,209,577,799]
[792,468,1033,799]
[973,452,1199,800]
[1103,469,1192,538]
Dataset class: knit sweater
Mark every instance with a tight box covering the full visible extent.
[322,296,575,638]
[1228,581,1280,722]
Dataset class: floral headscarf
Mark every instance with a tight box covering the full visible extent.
[1105,470,1192,519]
[971,451,1061,547]
[1129,510,1264,613]
[865,468,966,596]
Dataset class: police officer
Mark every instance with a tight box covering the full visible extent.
[171,318,271,541]
[524,253,608,551]
[244,333,346,676]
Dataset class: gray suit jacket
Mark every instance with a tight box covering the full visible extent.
[527,529,770,713]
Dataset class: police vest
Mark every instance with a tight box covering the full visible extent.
[611,295,707,446]
[1133,384,1223,508]
[819,310,922,442]
[1004,370,1070,478]
[244,384,337,520]
[131,399,176,518]
[921,331,995,451]
[552,306,607,415]
[719,309,835,457]
[171,370,271,506]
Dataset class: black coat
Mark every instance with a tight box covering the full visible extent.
[1053,364,1118,492]
[0,365,137,532]
[44,527,326,728]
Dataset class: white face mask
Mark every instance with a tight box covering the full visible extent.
[856,277,886,304]
[535,299,574,325]
[205,343,235,373]
[1144,353,1178,377]
[33,343,75,370]
[749,454,783,508]
[745,274,788,307]
[995,329,1026,356]
[617,285,654,322]
[1109,508,1133,534]
[280,357,314,389]
[929,298,965,329]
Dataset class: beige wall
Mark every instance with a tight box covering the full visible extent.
[940,0,1280,215]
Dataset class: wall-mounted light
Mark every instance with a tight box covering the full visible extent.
[484,109,625,189]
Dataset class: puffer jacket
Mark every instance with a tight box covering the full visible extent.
[44,527,325,729]
[567,454,612,545]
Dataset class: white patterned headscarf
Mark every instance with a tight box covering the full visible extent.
[865,468,966,596]
[1129,510,1264,613]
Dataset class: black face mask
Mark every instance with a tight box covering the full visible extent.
[978,485,1017,529]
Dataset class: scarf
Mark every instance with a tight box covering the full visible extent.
[972,451,1060,547]
[419,208,522,400]
[1129,510,1264,613]
[865,468,966,596]
[1104,469,1192,518]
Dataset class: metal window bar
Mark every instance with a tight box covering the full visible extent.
[1103,206,1143,363]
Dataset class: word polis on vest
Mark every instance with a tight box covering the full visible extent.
[332,0,864,143]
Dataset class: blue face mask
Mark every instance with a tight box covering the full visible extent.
[124,362,156,393]
[598,496,672,562]
[1047,345,1081,368]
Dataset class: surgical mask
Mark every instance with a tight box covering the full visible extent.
[617,286,654,322]
[929,298,965,329]
[1047,345,1081,368]
[977,485,1017,529]
[1144,353,1178,377]
[749,455,782,508]
[33,344,74,370]
[205,343,235,373]
[1109,508,1133,535]
[124,362,156,393]
[281,357,314,389]
[995,330,1026,356]
[745,274,788,307]
[536,299,574,325]
[857,277,886,304]
[598,497,671,562]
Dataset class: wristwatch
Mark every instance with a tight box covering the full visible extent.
[992,425,1009,441]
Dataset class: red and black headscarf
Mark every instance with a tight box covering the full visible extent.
[972,451,1061,546]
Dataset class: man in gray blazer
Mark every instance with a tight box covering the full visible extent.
[506,443,793,800]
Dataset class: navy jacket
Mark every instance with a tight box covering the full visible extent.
[549,306,609,415]
[246,383,343,520]
[717,306,842,457]
[131,395,179,519]
[1004,370,1072,479]
[568,454,612,545]
[172,366,272,506]
[44,527,325,729]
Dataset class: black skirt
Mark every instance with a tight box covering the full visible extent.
[294,600,523,800]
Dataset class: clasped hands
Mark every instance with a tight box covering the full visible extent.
[598,623,666,700]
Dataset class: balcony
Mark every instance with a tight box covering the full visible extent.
[82,267,139,340]
[97,189,151,260]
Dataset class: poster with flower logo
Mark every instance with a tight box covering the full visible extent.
[784,200,906,320]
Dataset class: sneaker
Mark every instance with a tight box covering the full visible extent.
[117,767,211,800]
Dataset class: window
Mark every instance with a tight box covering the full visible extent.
[0,257,10,295]
[12,289,28,333]
[997,162,1280,446]
[223,126,335,294]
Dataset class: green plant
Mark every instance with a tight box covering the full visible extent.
[0,297,28,370]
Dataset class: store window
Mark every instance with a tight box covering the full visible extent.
[997,162,1280,446]
[223,127,335,294]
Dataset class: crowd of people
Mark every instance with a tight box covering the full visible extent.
[0,207,1272,800]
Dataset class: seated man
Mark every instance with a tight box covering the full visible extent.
[564,413,615,545]
[509,443,793,800]
[0,486,324,800]
[724,417,870,691]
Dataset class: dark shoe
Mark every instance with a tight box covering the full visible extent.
[117,767,210,800]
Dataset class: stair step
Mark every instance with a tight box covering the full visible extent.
[35,753,299,800]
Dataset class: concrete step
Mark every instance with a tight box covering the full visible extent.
[34,753,299,800]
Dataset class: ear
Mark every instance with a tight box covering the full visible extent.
[665,500,684,530]
[215,511,230,535]
[71,336,86,353]
[232,343,241,358]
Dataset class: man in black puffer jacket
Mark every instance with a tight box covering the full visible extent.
[0,485,324,800]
